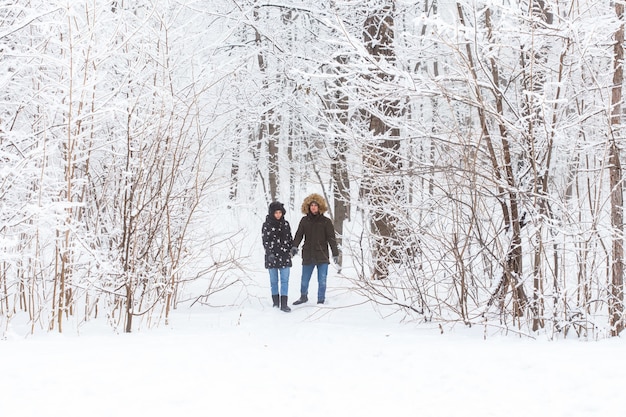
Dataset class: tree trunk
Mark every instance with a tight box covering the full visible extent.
[609,1,625,336]
[254,9,280,202]
[362,3,404,279]
[229,123,243,202]
[267,119,279,202]
[330,56,351,267]
[459,4,528,316]
[519,0,553,331]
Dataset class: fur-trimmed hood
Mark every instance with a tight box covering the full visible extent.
[301,193,328,215]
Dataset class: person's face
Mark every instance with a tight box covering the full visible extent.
[309,203,319,214]
[274,210,283,220]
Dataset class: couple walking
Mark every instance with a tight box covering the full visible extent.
[261,193,340,312]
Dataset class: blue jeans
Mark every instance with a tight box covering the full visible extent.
[268,267,290,296]
[300,263,329,302]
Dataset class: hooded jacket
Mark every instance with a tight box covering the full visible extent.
[262,202,293,269]
[293,193,339,265]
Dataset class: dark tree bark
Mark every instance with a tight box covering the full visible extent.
[362,3,404,279]
[609,1,624,336]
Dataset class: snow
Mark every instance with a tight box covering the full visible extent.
[2,267,625,417]
[1,202,624,416]
[2,2,626,415]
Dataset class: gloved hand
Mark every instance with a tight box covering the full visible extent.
[268,254,276,263]
[332,255,339,264]
[290,247,298,257]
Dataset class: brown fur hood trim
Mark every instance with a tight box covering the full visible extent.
[301,193,328,215]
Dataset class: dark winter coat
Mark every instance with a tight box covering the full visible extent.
[262,203,293,269]
[293,193,339,265]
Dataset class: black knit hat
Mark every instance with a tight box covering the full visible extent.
[268,201,286,216]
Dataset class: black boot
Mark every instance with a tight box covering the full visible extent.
[272,294,280,308]
[292,294,308,305]
[280,296,291,312]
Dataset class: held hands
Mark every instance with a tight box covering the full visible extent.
[268,254,276,263]
[286,247,337,262]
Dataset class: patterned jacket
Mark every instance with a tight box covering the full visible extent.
[262,214,293,269]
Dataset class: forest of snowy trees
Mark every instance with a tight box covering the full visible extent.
[1,0,626,338]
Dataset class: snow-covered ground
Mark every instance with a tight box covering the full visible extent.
[2,264,625,417]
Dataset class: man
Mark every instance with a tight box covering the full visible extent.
[290,193,339,305]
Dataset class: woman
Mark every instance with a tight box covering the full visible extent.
[262,201,293,312]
